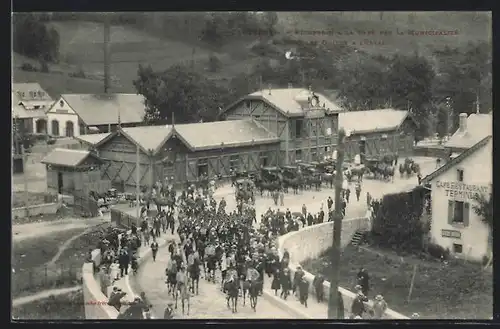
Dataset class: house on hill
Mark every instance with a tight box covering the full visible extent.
[12,82,55,134]
[76,119,280,191]
[421,135,492,261]
[46,94,146,138]
[221,86,342,165]
[338,109,418,160]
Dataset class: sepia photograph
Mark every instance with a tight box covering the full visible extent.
[11,11,492,320]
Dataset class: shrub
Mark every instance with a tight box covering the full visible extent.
[20,63,38,72]
[427,243,450,260]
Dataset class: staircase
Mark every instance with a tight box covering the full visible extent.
[351,230,365,247]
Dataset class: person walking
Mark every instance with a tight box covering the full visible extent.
[279,189,285,206]
[345,188,351,203]
[355,183,361,202]
[373,295,388,319]
[357,268,370,297]
[151,240,159,262]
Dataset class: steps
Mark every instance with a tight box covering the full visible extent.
[351,230,365,247]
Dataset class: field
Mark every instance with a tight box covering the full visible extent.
[301,245,493,319]
[12,12,491,98]
[12,224,110,298]
[12,290,85,320]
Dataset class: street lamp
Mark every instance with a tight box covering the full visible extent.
[327,128,350,319]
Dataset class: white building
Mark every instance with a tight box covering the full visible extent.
[422,134,492,261]
[12,83,55,134]
[444,112,492,156]
[46,94,146,138]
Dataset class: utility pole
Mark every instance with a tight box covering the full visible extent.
[135,144,141,223]
[15,115,30,218]
[327,128,348,319]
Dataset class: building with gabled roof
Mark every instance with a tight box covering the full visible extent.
[81,119,280,191]
[12,83,54,135]
[222,86,343,164]
[45,93,146,138]
[421,135,492,261]
[444,112,492,156]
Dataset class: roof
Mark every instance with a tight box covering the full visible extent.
[120,125,173,154]
[58,94,146,126]
[339,109,414,134]
[421,135,492,184]
[12,83,53,101]
[173,119,279,151]
[41,148,99,168]
[12,92,46,119]
[444,113,492,149]
[224,88,343,118]
[74,133,112,146]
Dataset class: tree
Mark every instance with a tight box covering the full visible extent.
[133,64,231,125]
[207,54,221,73]
[472,192,493,268]
[13,13,60,62]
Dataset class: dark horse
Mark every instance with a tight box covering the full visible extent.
[224,278,239,313]
[188,260,201,295]
[242,279,261,311]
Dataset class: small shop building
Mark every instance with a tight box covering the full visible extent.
[41,148,108,195]
[421,135,492,261]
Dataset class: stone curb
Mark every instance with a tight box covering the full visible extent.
[260,290,312,319]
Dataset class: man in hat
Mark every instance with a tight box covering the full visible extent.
[151,240,159,262]
[313,274,325,303]
[298,277,309,307]
[373,295,388,319]
[350,292,367,319]
[293,266,304,298]
[357,268,370,297]
[108,287,127,312]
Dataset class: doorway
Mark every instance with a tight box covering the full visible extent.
[57,172,63,194]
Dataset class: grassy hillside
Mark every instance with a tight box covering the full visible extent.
[12,12,491,98]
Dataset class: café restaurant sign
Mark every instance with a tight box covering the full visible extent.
[435,181,490,199]
[441,229,461,239]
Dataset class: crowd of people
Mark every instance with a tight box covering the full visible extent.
[89,175,387,319]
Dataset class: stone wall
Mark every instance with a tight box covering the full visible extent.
[277,218,409,319]
[12,203,59,219]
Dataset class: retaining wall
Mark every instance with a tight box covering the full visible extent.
[277,218,409,319]
[12,203,59,219]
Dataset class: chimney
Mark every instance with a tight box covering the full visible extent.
[268,84,272,95]
[103,15,111,94]
[459,113,468,133]
[288,83,293,89]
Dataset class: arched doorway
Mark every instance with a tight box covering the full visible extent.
[36,119,47,134]
[51,120,59,136]
[66,121,74,137]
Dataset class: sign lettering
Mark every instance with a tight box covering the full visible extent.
[441,229,461,239]
[55,109,69,114]
[435,181,490,200]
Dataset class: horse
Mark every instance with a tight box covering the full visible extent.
[205,254,218,282]
[174,281,190,315]
[224,278,239,313]
[321,173,335,188]
[188,260,201,295]
[166,265,178,295]
[248,280,261,311]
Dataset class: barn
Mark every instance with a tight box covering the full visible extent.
[221,86,342,165]
[338,109,418,161]
[77,119,280,191]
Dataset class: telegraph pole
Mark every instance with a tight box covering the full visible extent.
[14,115,30,218]
[136,144,141,222]
[327,128,347,319]
[103,14,111,94]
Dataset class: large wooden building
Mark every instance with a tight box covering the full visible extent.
[76,119,280,191]
[339,109,418,160]
[222,87,342,165]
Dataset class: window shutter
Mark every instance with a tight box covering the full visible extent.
[463,202,470,227]
[448,200,454,224]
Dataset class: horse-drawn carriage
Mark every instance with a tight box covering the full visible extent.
[235,179,255,204]
[260,167,281,182]
[364,155,396,181]
[399,157,420,178]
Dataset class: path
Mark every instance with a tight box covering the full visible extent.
[12,286,82,307]
[133,239,297,319]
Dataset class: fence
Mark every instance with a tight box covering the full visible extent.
[110,209,139,228]
[12,263,82,299]
[72,190,99,218]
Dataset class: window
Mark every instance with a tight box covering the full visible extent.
[447,200,470,226]
[295,149,302,161]
[453,244,463,254]
[295,120,303,138]
[29,91,35,98]
[197,159,208,178]
[325,146,330,153]
[229,155,239,171]
[259,152,268,167]
[59,100,64,107]
[245,100,251,108]
[66,121,74,137]
[51,120,60,136]
[457,169,464,182]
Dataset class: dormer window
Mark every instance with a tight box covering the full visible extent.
[59,100,64,107]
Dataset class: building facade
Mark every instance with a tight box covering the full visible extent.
[46,94,146,138]
[444,112,492,156]
[339,109,418,161]
[12,83,54,134]
[422,136,492,261]
[80,120,280,191]
[222,87,341,165]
